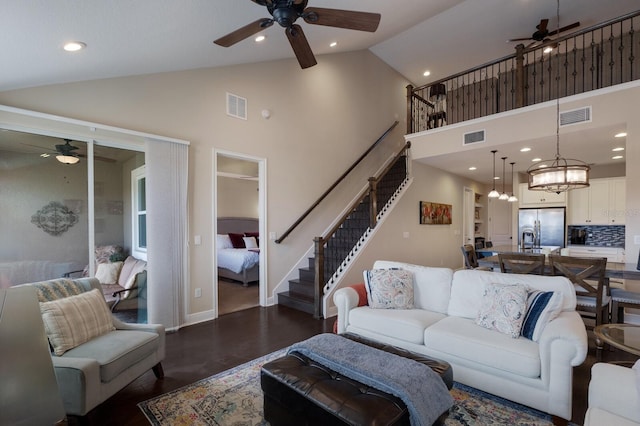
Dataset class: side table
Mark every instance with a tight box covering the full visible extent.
[594,323,640,363]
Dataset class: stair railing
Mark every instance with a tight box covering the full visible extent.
[275,120,399,244]
[312,141,411,318]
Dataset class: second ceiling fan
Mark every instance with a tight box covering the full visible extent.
[214,0,381,69]
[508,18,580,48]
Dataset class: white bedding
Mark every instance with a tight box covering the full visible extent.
[217,248,259,274]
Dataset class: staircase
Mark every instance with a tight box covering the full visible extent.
[277,152,410,316]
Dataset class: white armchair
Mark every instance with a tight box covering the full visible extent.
[584,362,640,426]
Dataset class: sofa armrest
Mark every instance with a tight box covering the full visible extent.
[112,317,166,359]
[538,311,588,367]
[51,356,101,415]
[589,362,640,423]
[333,287,362,334]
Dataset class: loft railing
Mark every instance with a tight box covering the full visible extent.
[313,141,411,317]
[407,10,640,134]
[275,120,399,244]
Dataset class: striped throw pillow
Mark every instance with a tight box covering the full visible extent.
[40,288,115,355]
[520,290,563,342]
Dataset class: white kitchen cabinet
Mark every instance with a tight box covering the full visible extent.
[567,177,625,225]
[568,246,625,263]
[519,183,567,207]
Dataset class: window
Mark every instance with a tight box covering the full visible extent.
[132,165,147,260]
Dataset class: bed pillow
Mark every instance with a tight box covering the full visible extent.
[520,289,563,341]
[243,236,258,249]
[216,234,233,249]
[476,283,528,338]
[94,261,123,284]
[363,269,414,309]
[39,288,115,356]
[228,233,246,248]
[245,232,259,246]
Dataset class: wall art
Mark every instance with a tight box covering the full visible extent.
[420,201,452,225]
[31,201,79,236]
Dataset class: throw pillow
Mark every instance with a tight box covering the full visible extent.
[39,288,115,356]
[476,283,528,338]
[94,261,123,284]
[228,233,246,248]
[363,269,414,309]
[520,289,563,342]
[243,236,258,249]
[216,234,233,249]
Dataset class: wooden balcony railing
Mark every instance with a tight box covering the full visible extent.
[407,10,640,134]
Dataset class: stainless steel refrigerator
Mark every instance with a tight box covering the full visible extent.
[518,207,566,248]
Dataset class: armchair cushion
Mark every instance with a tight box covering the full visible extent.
[40,288,115,355]
[95,261,123,284]
[118,256,147,289]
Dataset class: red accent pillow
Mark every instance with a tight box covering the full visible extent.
[228,233,245,248]
[332,283,368,334]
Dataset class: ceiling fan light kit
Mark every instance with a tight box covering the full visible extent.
[56,154,80,165]
[214,0,381,69]
[526,0,589,194]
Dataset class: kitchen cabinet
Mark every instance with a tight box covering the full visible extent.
[519,183,566,207]
[567,246,625,263]
[568,177,625,225]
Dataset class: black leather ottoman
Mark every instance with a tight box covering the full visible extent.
[260,333,453,426]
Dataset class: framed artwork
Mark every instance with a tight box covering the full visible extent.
[420,201,452,225]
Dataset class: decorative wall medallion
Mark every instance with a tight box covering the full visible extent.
[31,201,79,236]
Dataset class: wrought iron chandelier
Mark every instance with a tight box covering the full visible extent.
[526,0,589,194]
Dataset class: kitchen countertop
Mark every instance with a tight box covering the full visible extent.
[478,245,561,255]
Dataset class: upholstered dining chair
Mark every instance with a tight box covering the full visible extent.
[461,244,492,271]
[549,255,610,328]
[498,253,546,275]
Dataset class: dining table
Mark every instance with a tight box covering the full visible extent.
[477,250,640,280]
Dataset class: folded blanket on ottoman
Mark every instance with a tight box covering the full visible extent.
[288,333,453,426]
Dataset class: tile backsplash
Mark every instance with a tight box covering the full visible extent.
[567,225,625,247]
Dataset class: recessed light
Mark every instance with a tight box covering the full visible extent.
[255,35,266,42]
[520,147,531,152]
[532,158,542,162]
[493,176,500,180]
[423,70,431,77]
[329,41,337,48]
[612,147,625,152]
[63,41,86,52]
[615,132,627,138]
[612,155,624,160]
[468,166,477,171]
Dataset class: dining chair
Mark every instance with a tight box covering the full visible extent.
[498,252,546,275]
[549,255,610,328]
[610,288,640,323]
[460,244,492,271]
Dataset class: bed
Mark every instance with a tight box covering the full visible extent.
[217,217,260,286]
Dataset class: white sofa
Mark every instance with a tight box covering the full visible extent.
[584,363,640,426]
[333,260,588,421]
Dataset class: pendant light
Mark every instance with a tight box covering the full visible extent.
[499,157,509,200]
[526,0,589,193]
[488,150,500,198]
[508,162,518,202]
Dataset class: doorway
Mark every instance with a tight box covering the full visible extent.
[214,151,266,317]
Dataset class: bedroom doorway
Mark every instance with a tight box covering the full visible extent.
[214,151,266,317]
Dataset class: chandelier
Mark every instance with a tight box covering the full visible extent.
[526,0,589,194]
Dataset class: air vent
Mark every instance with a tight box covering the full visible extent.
[463,130,485,145]
[560,106,591,127]
[226,92,247,120]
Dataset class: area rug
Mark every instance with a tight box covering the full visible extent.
[139,349,567,426]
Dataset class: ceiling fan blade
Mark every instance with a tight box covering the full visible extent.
[507,37,534,42]
[286,24,317,69]
[76,153,116,163]
[536,19,549,32]
[547,21,580,36]
[214,18,273,47]
[303,7,381,32]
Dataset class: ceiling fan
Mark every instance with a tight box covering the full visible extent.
[214,0,381,69]
[508,18,580,48]
[21,139,116,164]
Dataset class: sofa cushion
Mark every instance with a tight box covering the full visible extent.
[475,283,528,338]
[373,261,452,314]
[521,290,564,342]
[448,270,576,319]
[424,316,541,378]
[61,330,160,383]
[348,306,445,345]
[363,269,414,309]
[95,261,123,285]
[40,288,116,355]
[118,256,147,288]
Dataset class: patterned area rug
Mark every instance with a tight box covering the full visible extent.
[139,349,567,426]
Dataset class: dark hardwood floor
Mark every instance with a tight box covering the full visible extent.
[72,306,636,426]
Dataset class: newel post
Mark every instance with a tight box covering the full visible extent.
[406,84,414,134]
[313,237,324,319]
